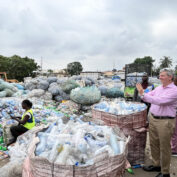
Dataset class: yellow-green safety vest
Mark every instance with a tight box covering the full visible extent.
[21,109,35,130]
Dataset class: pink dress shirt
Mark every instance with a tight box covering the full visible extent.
[142,82,177,117]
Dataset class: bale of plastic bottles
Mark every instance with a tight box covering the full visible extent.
[47,77,58,84]
[92,101,148,165]
[70,86,101,105]
[61,80,80,94]
[37,80,49,90]
[22,118,129,177]
[105,87,124,98]
[0,79,24,98]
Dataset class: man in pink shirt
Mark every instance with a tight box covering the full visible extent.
[136,68,177,177]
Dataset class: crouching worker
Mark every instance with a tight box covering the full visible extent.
[10,100,35,144]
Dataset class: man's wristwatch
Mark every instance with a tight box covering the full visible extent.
[140,93,145,99]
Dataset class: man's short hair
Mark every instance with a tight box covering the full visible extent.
[160,68,174,78]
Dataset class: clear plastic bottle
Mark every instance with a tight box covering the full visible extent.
[109,133,120,155]
[77,138,88,154]
[95,145,114,156]
[45,123,55,133]
[55,144,71,164]
[35,132,48,156]
[48,140,61,162]
[85,136,107,150]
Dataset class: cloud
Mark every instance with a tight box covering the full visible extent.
[0,0,177,71]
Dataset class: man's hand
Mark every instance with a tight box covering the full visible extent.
[136,83,144,96]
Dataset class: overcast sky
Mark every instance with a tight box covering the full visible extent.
[0,0,177,71]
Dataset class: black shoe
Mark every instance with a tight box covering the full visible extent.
[155,173,170,177]
[143,165,161,172]
[172,152,177,157]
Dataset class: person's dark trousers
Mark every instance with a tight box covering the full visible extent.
[10,125,28,143]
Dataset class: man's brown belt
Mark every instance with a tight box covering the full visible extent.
[151,113,175,119]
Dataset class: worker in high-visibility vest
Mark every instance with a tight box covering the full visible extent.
[10,99,35,144]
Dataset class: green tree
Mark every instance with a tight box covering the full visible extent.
[48,69,53,73]
[133,56,155,75]
[112,69,117,72]
[133,56,155,68]
[0,55,39,81]
[0,55,10,72]
[160,56,173,68]
[152,65,160,76]
[67,62,83,76]
[175,65,177,75]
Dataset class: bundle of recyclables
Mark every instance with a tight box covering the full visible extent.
[92,101,148,165]
[22,117,129,177]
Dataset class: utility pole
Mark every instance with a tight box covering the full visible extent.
[40,57,43,71]
[113,60,115,70]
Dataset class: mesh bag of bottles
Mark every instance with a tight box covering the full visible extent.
[0,80,19,97]
[98,86,107,96]
[0,91,7,98]
[0,80,15,91]
[37,80,49,90]
[27,89,45,98]
[70,86,101,105]
[61,80,80,94]
[47,77,58,84]
[92,101,148,165]
[48,84,61,96]
[22,124,129,177]
[105,87,124,98]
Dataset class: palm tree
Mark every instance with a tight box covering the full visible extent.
[160,56,173,68]
[175,65,177,75]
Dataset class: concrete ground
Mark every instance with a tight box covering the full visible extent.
[125,133,177,177]
[0,158,9,168]
[125,156,177,177]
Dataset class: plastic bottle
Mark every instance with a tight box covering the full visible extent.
[84,136,107,150]
[76,117,84,124]
[132,164,142,169]
[55,144,71,164]
[50,125,58,134]
[118,140,125,154]
[2,146,7,151]
[45,123,55,133]
[77,138,88,154]
[35,133,48,155]
[94,145,114,156]
[126,168,134,174]
[110,133,120,155]
[0,136,4,144]
[74,129,86,147]
[48,141,60,162]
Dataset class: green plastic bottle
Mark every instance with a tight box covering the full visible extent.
[0,137,4,144]
[2,146,7,151]
[126,168,134,174]
[42,119,47,125]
